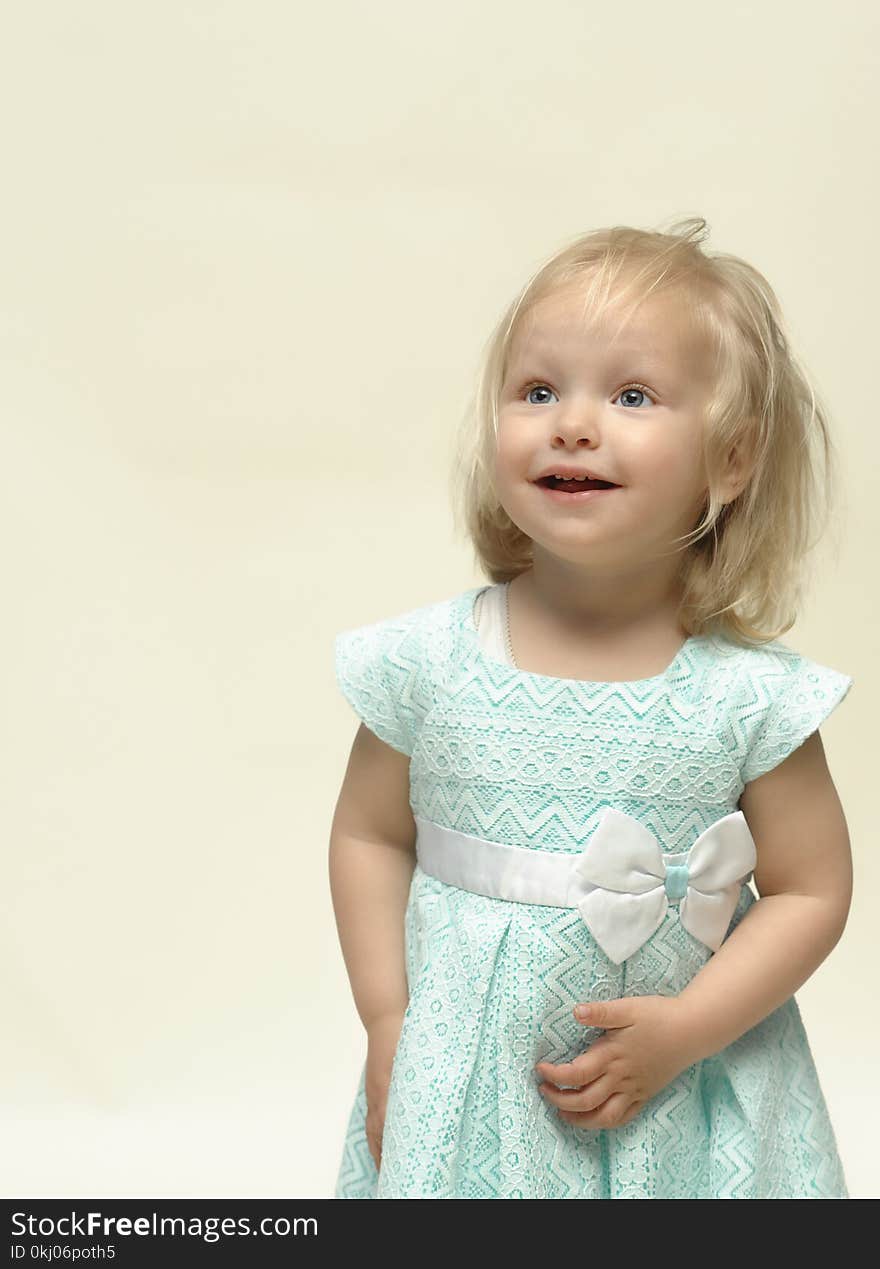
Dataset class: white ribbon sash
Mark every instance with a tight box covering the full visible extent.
[414,808,757,965]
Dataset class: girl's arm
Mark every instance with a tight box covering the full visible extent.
[674,729,853,1062]
[329,722,417,1030]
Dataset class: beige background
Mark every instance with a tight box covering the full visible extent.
[0,1,875,1198]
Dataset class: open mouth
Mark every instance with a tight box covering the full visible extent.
[534,476,619,492]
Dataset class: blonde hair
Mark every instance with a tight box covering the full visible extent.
[448,216,844,645]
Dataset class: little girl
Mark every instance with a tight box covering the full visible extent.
[328,218,855,1199]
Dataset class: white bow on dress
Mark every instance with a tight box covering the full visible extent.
[567,807,757,964]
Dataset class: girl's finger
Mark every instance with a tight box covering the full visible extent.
[536,1031,612,1082]
[535,1051,606,1086]
[540,1072,618,1113]
[559,1091,634,1128]
[619,1100,645,1125]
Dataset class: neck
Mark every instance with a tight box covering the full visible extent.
[517,550,688,641]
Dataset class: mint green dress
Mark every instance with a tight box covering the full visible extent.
[333,586,854,1199]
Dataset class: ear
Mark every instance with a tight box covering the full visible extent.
[719,438,756,504]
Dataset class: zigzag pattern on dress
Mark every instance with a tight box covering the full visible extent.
[333,587,853,1198]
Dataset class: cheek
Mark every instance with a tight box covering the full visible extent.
[493,427,527,481]
[646,440,704,496]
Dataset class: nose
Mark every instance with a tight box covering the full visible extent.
[550,400,600,448]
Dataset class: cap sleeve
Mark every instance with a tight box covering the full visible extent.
[740,649,854,786]
[334,606,437,757]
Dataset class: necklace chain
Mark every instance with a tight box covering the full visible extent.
[501,580,694,679]
[503,582,518,668]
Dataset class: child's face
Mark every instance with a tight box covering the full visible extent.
[495,282,721,575]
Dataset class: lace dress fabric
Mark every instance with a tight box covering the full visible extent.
[332,584,854,1198]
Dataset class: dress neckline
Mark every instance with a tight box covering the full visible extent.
[460,584,704,689]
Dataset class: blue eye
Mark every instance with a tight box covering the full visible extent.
[614,386,654,408]
[525,384,557,405]
[521,382,656,407]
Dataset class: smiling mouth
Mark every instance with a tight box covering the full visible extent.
[534,476,619,491]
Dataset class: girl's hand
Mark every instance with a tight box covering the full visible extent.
[364,1011,406,1172]
[535,995,698,1130]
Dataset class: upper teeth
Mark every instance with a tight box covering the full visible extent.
[554,474,593,480]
